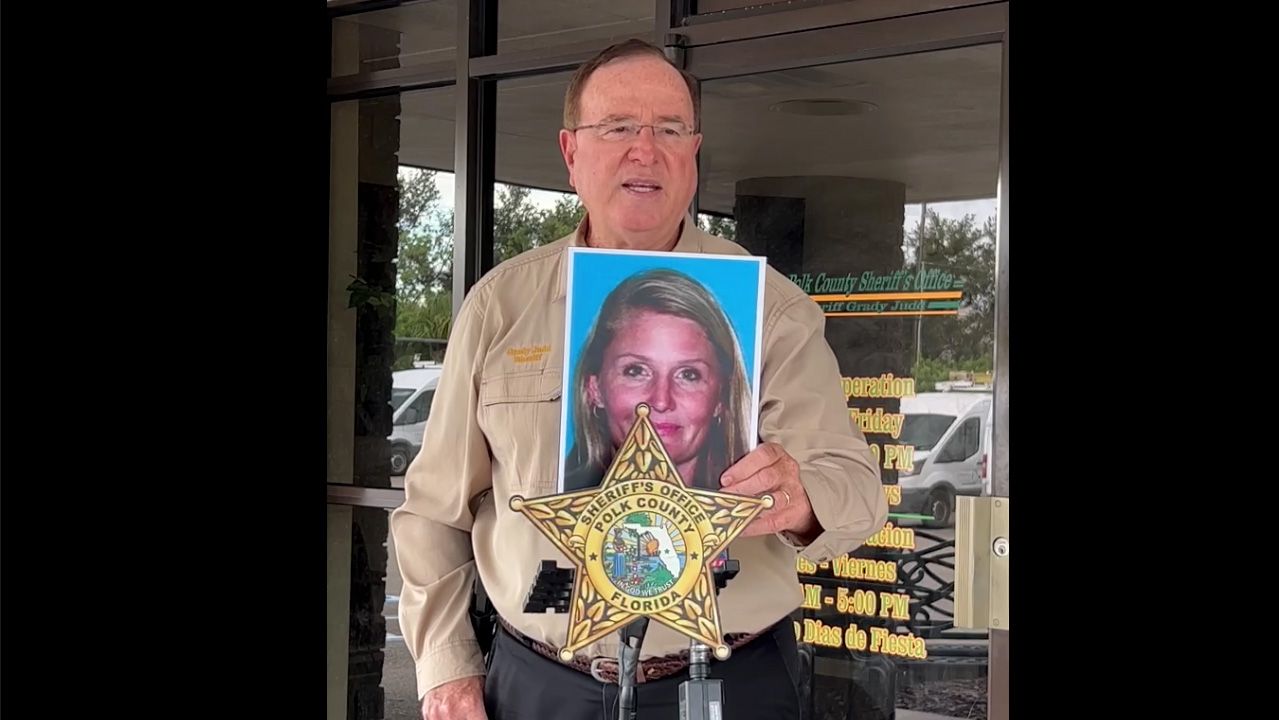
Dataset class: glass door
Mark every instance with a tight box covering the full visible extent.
[688,17,1008,719]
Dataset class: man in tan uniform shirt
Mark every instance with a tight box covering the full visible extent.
[392,39,888,720]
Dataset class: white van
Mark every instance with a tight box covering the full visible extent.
[388,365,443,475]
[896,391,992,527]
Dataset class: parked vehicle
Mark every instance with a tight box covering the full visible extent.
[897,391,992,527]
[388,365,442,475]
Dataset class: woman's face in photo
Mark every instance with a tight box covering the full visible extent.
[588,309,724,465]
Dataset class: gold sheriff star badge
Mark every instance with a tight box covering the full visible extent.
[510,403,773,661]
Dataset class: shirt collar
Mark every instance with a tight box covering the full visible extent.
[553,213,704,300]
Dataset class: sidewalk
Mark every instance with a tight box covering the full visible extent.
[898,710,970,720]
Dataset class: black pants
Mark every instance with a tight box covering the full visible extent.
[483,620,803,720]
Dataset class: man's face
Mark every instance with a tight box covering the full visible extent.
[559,56,702,243]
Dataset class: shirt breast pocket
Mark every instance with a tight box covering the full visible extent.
[479,368,563,497]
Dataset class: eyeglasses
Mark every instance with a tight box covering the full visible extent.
[571,120,698,145]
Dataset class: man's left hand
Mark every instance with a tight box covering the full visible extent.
[719,443,820,541]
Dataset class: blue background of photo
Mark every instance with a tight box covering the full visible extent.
[562,249,764,469]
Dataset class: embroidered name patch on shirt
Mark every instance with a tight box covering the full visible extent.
[506,344,550,364]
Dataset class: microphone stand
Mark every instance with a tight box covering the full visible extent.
[679,554,740,720]
[616,617,650,720]
[521,561,648,720]
[523,554,742,720]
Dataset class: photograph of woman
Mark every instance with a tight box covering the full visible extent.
[560,255,764,492]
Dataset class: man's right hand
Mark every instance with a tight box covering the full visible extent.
[421,676,487,720]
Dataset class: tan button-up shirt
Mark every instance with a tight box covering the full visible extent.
[391,216,888,698]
